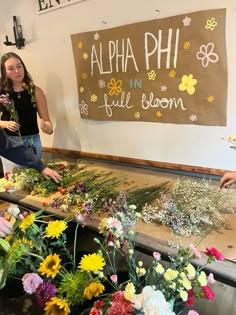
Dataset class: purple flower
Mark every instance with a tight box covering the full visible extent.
[35,280,57,307]
[22,273,43,294]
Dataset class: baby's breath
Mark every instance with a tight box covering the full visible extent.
[142,178,234,236]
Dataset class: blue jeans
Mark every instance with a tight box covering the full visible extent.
[21,134,42,158]
[1,133,42,173]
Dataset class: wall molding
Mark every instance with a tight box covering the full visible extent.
[42,147,227,176]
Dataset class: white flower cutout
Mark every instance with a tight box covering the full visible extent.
[183,16,191,26]
[189,114,197,122]
[79,101,88,115]
[161,85,167,92]
[98,79,105,88]
[196,43,219,68]
[94,32,100,40]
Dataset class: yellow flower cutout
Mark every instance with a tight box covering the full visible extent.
[156,111,162,118]
[79,253,105,273]
[107,78,122,96]
[124,282,135,301]
[81,73,88,80]
[183,41,191,49]
[179,74,197,95]
[226,136,236,142]
[91,94,97,102]
[207,95,214,102]
[78,41,83,49]
[147,70,157,80]
[134,112,141,119]
[169,70,176,78]
[205,17,217,31]
[83,282,105,300]
[44,220,67,239]
[38,253,61,278]
[80,86,84,93]
[44,297,70,315]
[19,213,35,232]
[82,52,88,60]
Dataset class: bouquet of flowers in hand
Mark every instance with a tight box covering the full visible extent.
[0,93,22,141]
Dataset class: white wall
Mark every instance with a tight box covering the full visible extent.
[0,0,236,171]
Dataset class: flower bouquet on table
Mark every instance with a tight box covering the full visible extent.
[0,202,224,315]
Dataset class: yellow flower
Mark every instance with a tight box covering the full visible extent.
[205,17,217,31]
[164,268,179,281]
[179,74,197,95]
[45,220,67,239]
[181,278,192,290]
[198,271,207,286]
[183,41,191,49]
[155,263,164,274]
[19,213,35,232]
[156,111,162,118]
[83,282,105,300]
[107,78,122,96]
[179,290,188,302]
[12,238,33,248]
[186,263,196,279]
[38,253,61,278]
[44,297,70,315]
[79,253,105,273]
[124,282,135,301]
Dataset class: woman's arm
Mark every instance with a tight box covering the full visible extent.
[35,86,53,135]
[0,129,61,182]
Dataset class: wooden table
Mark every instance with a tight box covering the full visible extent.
[0,158,236,287]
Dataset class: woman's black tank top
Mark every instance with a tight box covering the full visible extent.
[0,90,39,136]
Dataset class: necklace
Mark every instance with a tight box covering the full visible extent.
[17,92,21,99]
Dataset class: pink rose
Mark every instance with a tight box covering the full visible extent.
[110,274,118,282]
[153,251,161,260]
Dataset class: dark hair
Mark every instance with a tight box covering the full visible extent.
[0,52,33,92]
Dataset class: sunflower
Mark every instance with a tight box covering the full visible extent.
[38,254,61,278]
[44,220,67,239]
[44,297,70,315]
[19,213,35,232]
[78,253,105,273]
[83,282,105,300]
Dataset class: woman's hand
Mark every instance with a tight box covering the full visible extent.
[0,217,13,237]
[5,121,20,132]
[40,119,53,135]
[220,171,236,189]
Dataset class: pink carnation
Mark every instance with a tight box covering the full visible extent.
[202,284,215,300]
[204,247,224,260]
[22,273,43,294]
[189,243,202,259]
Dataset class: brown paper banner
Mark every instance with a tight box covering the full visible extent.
[71,9,227,126]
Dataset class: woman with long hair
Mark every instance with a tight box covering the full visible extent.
[0,52,53,173]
